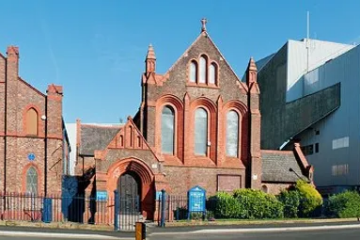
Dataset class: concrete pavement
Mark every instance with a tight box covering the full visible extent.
[0,225,134,239]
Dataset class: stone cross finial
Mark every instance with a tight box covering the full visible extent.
[201,18,207,32]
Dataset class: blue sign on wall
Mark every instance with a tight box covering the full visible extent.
[28,153,35,161]
[96,191,108,201]
[187,185,206,213]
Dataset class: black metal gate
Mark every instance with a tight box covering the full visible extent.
[117,172,142,231]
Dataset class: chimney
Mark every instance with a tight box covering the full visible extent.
[6,46,19,81]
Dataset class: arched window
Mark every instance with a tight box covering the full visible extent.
[189,61,197,83]
[199,56,207,84]
[161,106,175,154]
[226,110,239,157]
[26,167,38,194]
[26,108,38,136]
[194,108,208,156]
[209,63,217,84]
[261,185,268,193]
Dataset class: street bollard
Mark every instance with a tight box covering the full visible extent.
[160,189,166,227]
[114,190,120,231]
[135,221,146,240]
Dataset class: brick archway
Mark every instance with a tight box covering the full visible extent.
[107,157,155,219]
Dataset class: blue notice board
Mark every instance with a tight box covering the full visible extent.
[96,191,108,201]
[187,186,206,213]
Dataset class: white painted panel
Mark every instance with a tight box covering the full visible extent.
[286,39,354,102]
[332,137,349,150]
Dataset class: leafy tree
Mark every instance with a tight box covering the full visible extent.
[295,180,323,217]
[327,191,360,218]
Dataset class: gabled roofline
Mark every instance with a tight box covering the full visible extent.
[162,32,245,90]
[80,123,123,129]
[18,77,46,97]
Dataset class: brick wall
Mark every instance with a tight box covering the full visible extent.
[0,46,64,195]
[164,165,245,196]
[142,33,254,173]
[262,183,293,195]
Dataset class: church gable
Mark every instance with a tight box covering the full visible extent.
[144,21,247,104]
[107,117,148,150]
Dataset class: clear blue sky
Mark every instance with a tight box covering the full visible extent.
[1,0,360,123]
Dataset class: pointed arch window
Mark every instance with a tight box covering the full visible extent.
[161,106,175,154]
[199,56,207,84]
[26,108,38,136]
[189,61,197,83]
[209,63,217,84]
[226,110,239,157]
[194,108,208,156]
[26,167,38,194]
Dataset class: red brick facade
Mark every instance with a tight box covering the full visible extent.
[0,46,68,196]
[76,23,266,220]
[76,21,313,222]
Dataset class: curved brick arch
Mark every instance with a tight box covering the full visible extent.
[156,95,184,161]
[107,157,154,187]
[107,157,155,219]
[222,100,247,116]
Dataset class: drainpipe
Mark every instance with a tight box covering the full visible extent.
[44,96,48,197]
[247,83,252,188]
[3,56,8,211]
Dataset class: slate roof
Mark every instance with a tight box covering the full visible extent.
[80,124,122,156]
[262,151,309,183]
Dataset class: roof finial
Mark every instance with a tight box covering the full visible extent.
[146,44,156,60]
[201,18,207,33]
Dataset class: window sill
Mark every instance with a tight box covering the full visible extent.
[186,83,219,89]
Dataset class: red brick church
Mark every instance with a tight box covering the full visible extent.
[75,20,313,220]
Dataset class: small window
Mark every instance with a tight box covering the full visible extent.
[120,135,124,147]
[261,185,268,193]
[301,145,314,156]
[315,143,319,153]
[194,108,208,156]
[190,61,197,83]
[199,56,207,84]
[209,63,217,84]
[129,126,133,147]
[26,108,38,136]
[26,167,38,194]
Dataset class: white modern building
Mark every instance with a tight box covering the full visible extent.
[256,38,360,194]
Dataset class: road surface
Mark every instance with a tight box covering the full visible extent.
[150,228,360,240]
[149,224,360,240]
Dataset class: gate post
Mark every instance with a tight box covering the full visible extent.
[114,190,119,231]
[160,189,166,227]
[42,197,52,223]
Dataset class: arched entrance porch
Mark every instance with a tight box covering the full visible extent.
[107,157,155,220]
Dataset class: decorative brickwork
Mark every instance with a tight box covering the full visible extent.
[0,46,68,196]
[76,20,313,222]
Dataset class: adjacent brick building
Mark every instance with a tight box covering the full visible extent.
[75,21,313,221]
[0,46,70,196]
